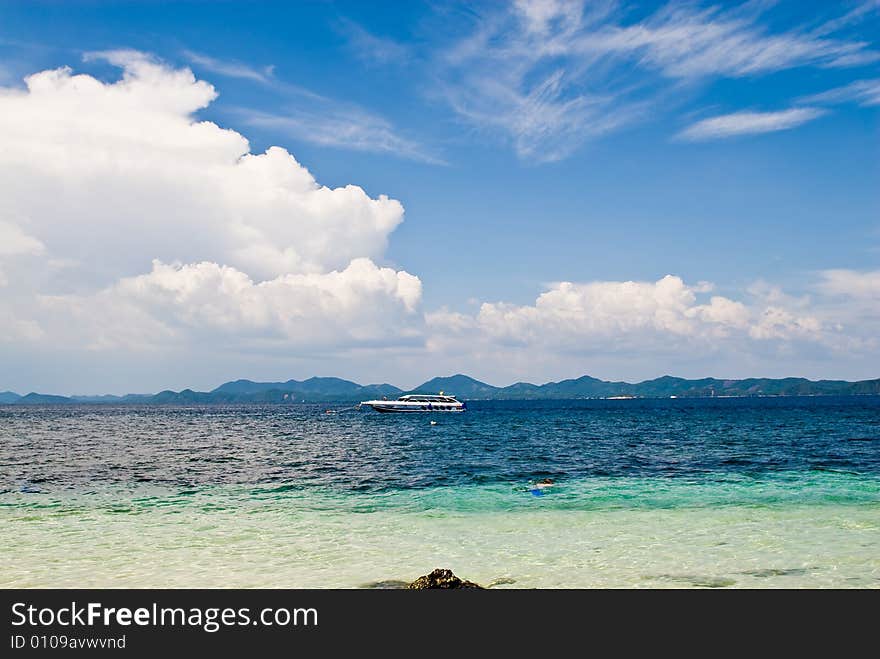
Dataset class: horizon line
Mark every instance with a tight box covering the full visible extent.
[3,371,879,399]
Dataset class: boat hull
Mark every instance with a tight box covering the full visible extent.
[364,403,465,413]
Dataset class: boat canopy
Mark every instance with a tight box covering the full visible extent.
[398,395,458,403]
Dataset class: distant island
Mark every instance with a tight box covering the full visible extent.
[2,373,879,405]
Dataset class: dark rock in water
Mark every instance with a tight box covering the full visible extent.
[649,573,736,588]
[360,580,410,589]
[742,567,810,578]
[408,568,483,589]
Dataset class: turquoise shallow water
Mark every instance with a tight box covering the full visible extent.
[2,472,878,588]
[1,398,879,587]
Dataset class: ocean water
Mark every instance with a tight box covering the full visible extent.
[1,397,878,588]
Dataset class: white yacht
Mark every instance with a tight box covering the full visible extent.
[359,393,466,413]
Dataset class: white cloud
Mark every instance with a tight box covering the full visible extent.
[0,53,423,354]
[581,4,880,79]
[0,222,46,289]
[436,1,643,162]
[181,50,328,103]
[0,52,406,282]
[430,275,825,355]
[677,107,826,141]
[1,48,877,390]
[514,0,585,35]
[800,78,880,107]
[338,19,410,65]
[818,269,880,299]
[435,1,875,159]
[748,306,822,340]
[241,108,445,165]
[182,50,275,85]
[422,271,880,385]
[40,258,422,352]
[810,0,880,38]
[0,221,45,257]
[444,66,639,162]
[179,46,438,162]
[0,309,44,342]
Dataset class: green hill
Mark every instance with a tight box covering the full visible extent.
[5,374,879,404]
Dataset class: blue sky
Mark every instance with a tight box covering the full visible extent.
[0,1,878,393]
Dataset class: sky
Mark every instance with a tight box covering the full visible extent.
[0,0,878,394]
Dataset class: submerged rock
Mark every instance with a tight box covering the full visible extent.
[359,580,410,589]
[487,576,516,588]
[408,568,483,589]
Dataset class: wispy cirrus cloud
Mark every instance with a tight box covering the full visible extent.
[182,49,328,103]
[435,0,642,162]
[433,0,879,161]
[577,3,880,79]
[240,107,445,165]
[809,0,880,38]
[800,78,880,107]
[177,49,439,163]
[440,64,644,162]
[182,50,275,84]
[337,18,410,65]
[677,107,827,141]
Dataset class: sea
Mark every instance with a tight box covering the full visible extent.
[1,397,878,588]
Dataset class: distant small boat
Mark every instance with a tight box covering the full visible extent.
[359,393,466,413]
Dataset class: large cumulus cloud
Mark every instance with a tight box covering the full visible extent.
[0,51,422,353]
[41,258,422,351]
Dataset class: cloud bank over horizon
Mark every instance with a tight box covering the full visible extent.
[0,52,878,393]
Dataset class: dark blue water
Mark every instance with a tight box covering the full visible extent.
[2,397,879,588]
[2,396,879,494]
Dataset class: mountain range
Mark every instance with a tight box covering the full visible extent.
[2,373,879,404]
